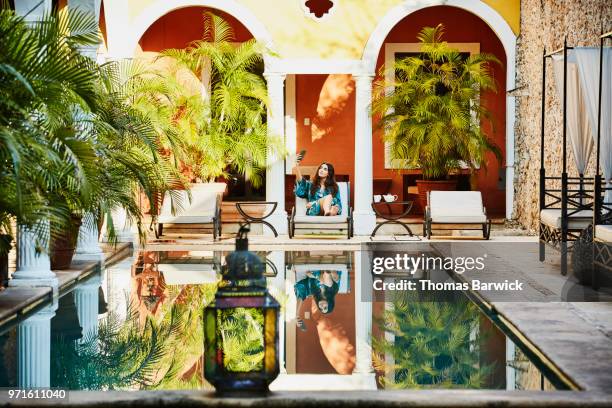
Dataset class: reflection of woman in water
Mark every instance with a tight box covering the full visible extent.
[294,270,340,331]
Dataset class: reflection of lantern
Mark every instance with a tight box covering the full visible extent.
[204,225,280,393]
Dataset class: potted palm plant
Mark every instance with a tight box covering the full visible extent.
[1,7,186,272]
[141,12,285,188]
[373,24,502,208]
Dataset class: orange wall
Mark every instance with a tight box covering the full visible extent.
[138,6,253,51]
[296,273,356,374]
[295,6,507,215]
[295,74,356,205]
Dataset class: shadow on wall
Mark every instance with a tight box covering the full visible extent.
[312,301,356,375]
[312,74,355,142]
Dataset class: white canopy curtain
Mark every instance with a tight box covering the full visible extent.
[552,52,593,175]
[574,48,612,209]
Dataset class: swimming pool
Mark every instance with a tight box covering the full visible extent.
[0,249,569,391]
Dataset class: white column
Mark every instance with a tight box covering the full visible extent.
[67,0,101,58]
[285,74,298,174]
[14,0,51,22]
[101,207,135,243]
[74,275,100,342]
[104,258,133,322]
[11,0,57,294]
[353,251,373,374]
[506,337,517,390]
[17,303,57,388]
[69,1,104,259]
[10,222,58,291]
[264,72,288,236]
[353,74,376,235]
[505,94,516,220]
[75,212,104,262]
[266,251,286,373]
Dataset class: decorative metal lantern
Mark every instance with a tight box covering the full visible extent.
[203,225,280,393]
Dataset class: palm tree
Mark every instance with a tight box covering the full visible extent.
[0,6,101,253]
[372,24,502,181]
[139,12,285,187]
[0,5,188,254]
[373,290,494,389]
[51,301,186,390]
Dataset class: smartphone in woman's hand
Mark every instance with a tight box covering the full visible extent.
[296,149,306,164]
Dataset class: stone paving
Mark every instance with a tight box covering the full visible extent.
[0,243,131,331]
[1,232,611,406]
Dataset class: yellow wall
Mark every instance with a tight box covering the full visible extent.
[126,0,519,59]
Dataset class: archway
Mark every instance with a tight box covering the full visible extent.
[362,0,517,219]
[127,0,274,57]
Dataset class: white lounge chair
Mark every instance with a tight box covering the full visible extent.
[156,182,226,240]
[288,182,353,239]
[423,191,491,239]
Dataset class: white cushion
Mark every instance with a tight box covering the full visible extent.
[430,215,488,223]
[157,263,217,285]
[294,215,348,223]
[295,182,349,221]
[293,264,349,293]
[595,225,612,242]
[157,215,215,224]
[159,183,225,223]
[540,209,593,229]
[429,191,486,223]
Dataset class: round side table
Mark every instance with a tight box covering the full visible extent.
[235,202,279,237]
[371,201,414,237]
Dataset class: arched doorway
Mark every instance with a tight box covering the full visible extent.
[136,6,268,202]
[362,2,516,219]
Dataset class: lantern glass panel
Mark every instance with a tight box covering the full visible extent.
[216,307,265,372]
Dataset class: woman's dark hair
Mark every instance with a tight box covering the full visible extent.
[313,285,337,314]
[312,271,340,314]
[310,162,339,197]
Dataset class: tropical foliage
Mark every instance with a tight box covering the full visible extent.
[1,6,281,256]
[0,6,186,252]
[373,24,502,180]
[138,12,284,187]
[51,283,218,390]
[373,290,494,389]
[217,307,265,372]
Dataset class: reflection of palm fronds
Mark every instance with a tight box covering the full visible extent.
[52,301,170,389]
[217,308,265,372]
[373,290,494,389]
[51,283,217,390]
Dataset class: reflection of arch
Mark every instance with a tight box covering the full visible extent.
[362,0,517,219]
[127,0,275,57]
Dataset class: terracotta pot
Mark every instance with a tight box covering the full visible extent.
[50,216,82,270]
[416,179,458,209]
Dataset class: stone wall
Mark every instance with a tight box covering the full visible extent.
[514,0,611,232]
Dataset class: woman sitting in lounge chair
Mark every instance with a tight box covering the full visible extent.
[294,160,342,216]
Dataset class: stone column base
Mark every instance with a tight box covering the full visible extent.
[264,212,288,237]
[9,274,58,294]
[74,251,105,263]
[352,212,376,236]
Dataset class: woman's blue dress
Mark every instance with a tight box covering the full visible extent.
[294,179,342,216]
[294,270,342,301]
